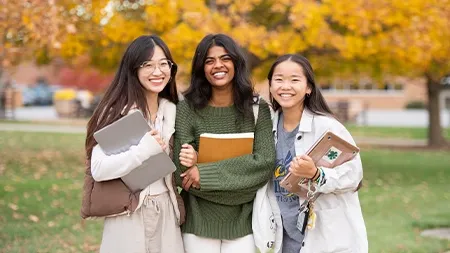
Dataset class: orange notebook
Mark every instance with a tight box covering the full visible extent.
[197,132,254,163]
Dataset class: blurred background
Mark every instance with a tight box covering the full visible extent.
[0,0,449,252]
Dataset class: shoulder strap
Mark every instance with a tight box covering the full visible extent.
[252,96,260,126]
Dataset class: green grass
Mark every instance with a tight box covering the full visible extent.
[346,125,450,140]
[0,132,101,253]
[359,149,450,252]
[0,132,449,252]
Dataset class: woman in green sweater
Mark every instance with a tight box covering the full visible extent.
[173,33,276,253]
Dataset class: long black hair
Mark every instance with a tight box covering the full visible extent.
[268,54,333,116]
[268,54,364,190]
[183,33,254,117]
[86,35,178,161]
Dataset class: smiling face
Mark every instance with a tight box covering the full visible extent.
[269,60,311,111]
[204,46,235,89]
[137,45,172,95]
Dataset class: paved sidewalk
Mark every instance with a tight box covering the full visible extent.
[0,123,85,134]
[354,137,427,148]
[421,228,450,240]
[0,123,430,148]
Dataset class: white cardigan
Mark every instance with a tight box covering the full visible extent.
[90,98,182,252]
[266,109,368,253]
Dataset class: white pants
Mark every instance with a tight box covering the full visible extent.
[100,192,184,253]
[183,233,255,253]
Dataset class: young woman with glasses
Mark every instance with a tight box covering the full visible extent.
[82,35,185,253]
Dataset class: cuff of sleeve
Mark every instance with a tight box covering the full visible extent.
[318,167,335,194]
[135,132,163,161]
[198,163,220,191]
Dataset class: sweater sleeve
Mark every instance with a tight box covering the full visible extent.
[198,102,275,192]
[173,101,197,186]
[90,132,163,181]
[318,125,363,194]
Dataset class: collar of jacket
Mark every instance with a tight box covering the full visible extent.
[272,108,314,136]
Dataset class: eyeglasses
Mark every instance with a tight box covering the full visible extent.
[139,59,173,73]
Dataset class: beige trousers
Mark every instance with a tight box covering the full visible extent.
[100,192,184,253]
[142,192,184,253]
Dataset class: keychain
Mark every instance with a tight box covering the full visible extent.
[297,201,309,234]
[305,179,318,230]
[307,201,316,230]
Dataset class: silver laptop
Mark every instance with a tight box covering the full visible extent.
[93,110,151,155]
[93,110,176,191]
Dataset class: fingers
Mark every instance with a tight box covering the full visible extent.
[179,147,196,167]
[182,143,193,149]
[182,176,194,191]
[179,151,195,160]
[151,133,166,150]
[180,158,194,167]
[289,155,317,178]
[180,147,195,158]
[299,154,312,162]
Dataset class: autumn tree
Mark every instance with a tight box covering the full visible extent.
[0,0,86,85]
[206,0,450,147]
[4,0,448,146]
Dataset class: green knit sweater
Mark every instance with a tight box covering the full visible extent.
[173,99,276,240]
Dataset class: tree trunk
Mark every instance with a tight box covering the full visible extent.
[209,0,217,11]
[426,76,447,147]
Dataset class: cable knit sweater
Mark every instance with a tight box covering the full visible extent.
[173,99,275,240]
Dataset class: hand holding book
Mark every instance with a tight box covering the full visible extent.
[288,154,319,180]
[280,131,360,197]
[150,129,166,151]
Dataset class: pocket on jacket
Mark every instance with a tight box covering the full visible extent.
[303,207,353,253]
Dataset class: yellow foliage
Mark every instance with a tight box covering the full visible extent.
[2,0,449,83]
[145,0,179,33]
[231,24,268,58]
[103,15,146,44]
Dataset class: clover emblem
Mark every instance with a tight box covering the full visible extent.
[327,150,338,160]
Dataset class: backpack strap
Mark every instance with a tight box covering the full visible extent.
[252,96,260,125]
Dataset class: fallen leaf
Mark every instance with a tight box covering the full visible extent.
[29,215,39,222]
[72,223,82,231]
[4,185,15,192]
[56,171,63,178]
[51,184,59,192]
[51,200,60,208]
[8,203,18,211]
[13,212,23,219]
[0,163,5,175]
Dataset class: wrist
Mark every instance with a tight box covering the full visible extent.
[310,166,319,180]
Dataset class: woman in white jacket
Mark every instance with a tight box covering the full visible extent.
[83,35,187,253]
[266,54,368,253]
